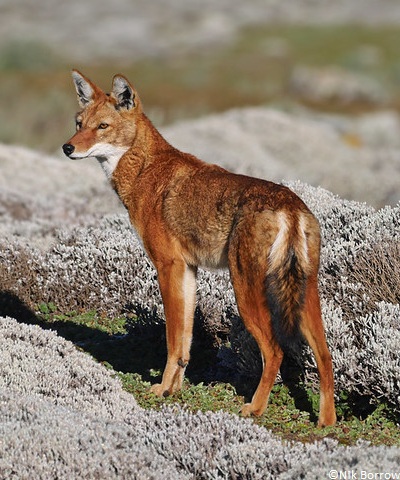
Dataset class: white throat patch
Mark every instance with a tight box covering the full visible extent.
[94,144,129,179]
[70,143,128,180]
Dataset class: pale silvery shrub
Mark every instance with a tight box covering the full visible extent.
[1,181,399,413]
[1,316,399,479]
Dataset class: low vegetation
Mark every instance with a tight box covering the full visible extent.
[0,22,399,474]
[25,302,399,447]
[1,178,399,448]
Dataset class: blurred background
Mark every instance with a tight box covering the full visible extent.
[1,0,400,205]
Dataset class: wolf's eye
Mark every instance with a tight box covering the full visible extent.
[98,123,109,130]
[76,121,82,131]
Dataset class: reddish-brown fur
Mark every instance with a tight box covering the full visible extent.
[63,71,336,426]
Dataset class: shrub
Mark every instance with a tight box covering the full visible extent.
[1,317,399,479]
[1,181,399,414]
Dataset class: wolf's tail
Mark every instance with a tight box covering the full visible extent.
[265,211,312,353]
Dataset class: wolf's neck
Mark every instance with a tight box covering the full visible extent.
[109,114,179,207]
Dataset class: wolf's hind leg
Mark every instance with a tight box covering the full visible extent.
[230,260,283,417]
[300,277,336,427]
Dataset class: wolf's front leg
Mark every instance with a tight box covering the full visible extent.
[150,261,197,397]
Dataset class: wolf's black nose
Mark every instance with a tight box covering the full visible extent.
[62,143,75,156]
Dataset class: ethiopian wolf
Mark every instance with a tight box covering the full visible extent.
[63,71,336,426]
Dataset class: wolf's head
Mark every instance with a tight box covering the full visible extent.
[62,70,141,178]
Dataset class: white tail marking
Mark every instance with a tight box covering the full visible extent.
[297,213,309,271]
[269,211,289,270]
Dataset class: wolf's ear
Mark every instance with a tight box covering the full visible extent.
[72,70,100,108]
[112,75,136,111]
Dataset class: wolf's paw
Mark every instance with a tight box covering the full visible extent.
[240,403,254,417]
[240,403,264,417]
[317,411,337,428]
[150,383,170,397]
